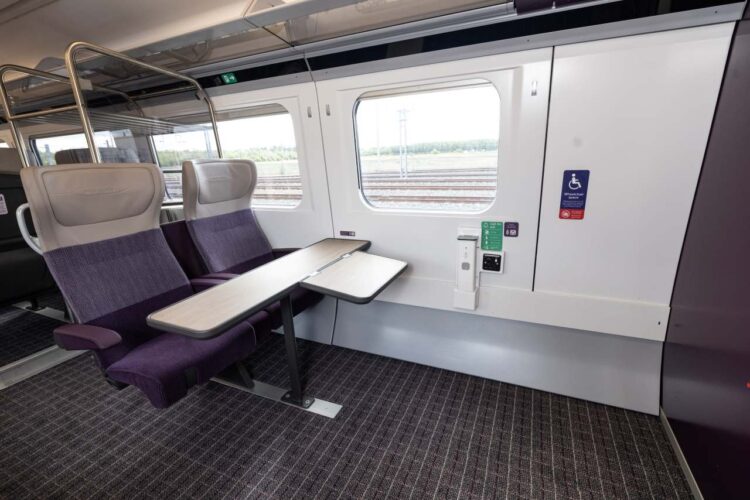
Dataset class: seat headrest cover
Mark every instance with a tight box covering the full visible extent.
[0,148,23,174]
[20,163,165,252]
[182,159,257,220]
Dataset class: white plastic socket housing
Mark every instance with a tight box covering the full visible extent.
[454,234,478,310]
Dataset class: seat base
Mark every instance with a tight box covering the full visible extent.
[106,311,270,408]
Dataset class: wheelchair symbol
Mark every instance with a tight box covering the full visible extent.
[568,173,582,191]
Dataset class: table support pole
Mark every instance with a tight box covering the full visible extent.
[280,294,314,408]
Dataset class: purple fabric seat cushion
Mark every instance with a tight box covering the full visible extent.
[106,311,271,408]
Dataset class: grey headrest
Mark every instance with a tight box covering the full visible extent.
[20,163,165,252]
[55,148,140,165]
[182,159,257,221]
[0,148,23,174]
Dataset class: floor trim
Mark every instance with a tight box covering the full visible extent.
[0,346,84,390]
[660,407,703,500]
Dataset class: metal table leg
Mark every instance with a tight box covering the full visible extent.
[280,294,314,408]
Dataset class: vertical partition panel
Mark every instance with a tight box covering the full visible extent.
[662,20,750,500]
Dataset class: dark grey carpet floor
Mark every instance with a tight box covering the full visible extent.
[0,335,691,499]
[0,302,64,366]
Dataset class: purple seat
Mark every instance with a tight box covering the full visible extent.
[181,159,323,328]
[106,314,269,405]
[21,163,270,408]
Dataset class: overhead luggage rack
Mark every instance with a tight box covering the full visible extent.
[0,65,87,167]
[63,41,223,164]
[0,42,224,168]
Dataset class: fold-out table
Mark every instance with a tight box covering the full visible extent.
[148,238,406,416]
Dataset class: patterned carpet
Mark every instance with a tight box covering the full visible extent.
[0,305,64,366]
[0,335,691,499]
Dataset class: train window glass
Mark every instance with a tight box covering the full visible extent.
[32,132,120,166]
[152,128,218,203]
[152,109,301,207]
[355,83,499,212]
[218,111,301,208]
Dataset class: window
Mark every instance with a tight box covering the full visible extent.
[0,140,8,148]
[355,83,500,212]
[151,107,301,208]
[32,132,120,166]
[152,126,218,203]
[218,109,301,208]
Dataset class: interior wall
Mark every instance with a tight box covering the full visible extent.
[662,17,750,500]
[536,24,731,305]
[316,25,731,345]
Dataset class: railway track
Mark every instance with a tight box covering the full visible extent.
[167,167,498,207]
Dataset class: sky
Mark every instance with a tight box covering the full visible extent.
[356,85,500,149]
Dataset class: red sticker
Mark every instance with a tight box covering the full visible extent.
[559,209,585,220]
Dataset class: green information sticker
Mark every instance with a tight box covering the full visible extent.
[220,72,238,85]
[481,221,503,251]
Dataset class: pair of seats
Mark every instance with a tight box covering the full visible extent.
[0,148,54,304]
[162,160,321,330]
[20,159,319,408]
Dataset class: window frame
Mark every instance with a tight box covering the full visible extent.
[351,79,501,215]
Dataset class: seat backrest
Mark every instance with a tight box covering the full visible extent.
[21,163,191,342]
[55,147,140,165]
[0,148,22,175]
[182,159,273,274]
[0,149,26,245]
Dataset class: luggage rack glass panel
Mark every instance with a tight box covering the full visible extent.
[0,42,223,168]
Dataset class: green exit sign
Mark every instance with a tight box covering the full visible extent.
[220,72,238,85]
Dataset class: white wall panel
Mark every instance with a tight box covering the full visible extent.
[334,300,663,414]
[536,24,733,304]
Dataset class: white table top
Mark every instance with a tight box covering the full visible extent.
[301,251,406,304]
[147,238,369,338]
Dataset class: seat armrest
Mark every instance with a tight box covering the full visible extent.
[54,324,121,351]
[272,248,300,259]
[201,272,239,280]
[191,278,227,292]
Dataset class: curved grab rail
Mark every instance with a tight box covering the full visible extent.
[16,203,42,255]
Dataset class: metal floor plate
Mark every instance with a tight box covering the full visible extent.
[212,376,343,419]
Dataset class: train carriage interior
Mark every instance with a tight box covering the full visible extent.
[0,0,748,498]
